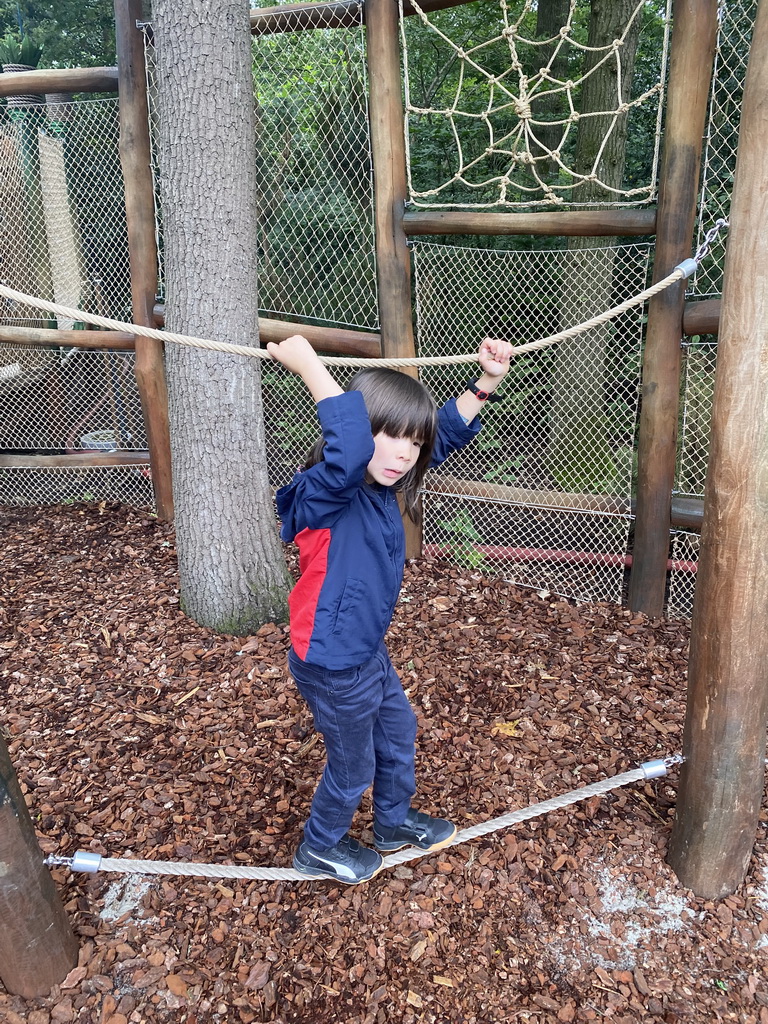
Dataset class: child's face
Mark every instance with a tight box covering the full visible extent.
[366,432,422,487]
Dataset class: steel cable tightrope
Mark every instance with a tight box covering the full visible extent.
[0,222,727,368]
[44,756,683,882]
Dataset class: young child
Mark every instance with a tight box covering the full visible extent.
[267,334,513,883]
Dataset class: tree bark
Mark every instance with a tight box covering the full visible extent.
[153,0,290,633]
[530,0,571,182]
[547,0,643,493]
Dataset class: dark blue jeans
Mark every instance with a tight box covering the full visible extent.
[288,644,417,850]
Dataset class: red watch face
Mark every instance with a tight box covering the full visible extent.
[476,390,489,400]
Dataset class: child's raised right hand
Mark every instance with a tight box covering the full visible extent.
[266,334,318,375]
[266,334,344,402]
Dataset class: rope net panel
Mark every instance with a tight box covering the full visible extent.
[400,0,671,209]
[0,96,150,506]
[144,10,378,331]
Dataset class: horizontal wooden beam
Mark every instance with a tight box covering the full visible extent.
[427,473,704,530]
[0,326,135,349]
[251,0,362,33]
[0,66,118,98]
[683,298,720,336]
[403,209,657,238]
[0,452,150,468]
[153,305,382,358]
[251,0,473,34]
[258,317,381,357]
[427,472,630,514]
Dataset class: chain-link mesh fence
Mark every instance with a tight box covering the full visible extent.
[413,240,649,603]
[692,0,755,298]
[0,98,130,326]
[0,95,150,506]
[677,339,717,499]
[668,531,700,620]
[144,9,377,331]
[0,1,758,620]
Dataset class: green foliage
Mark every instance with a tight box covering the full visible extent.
[0,0,115,70]
[435,509,486,568]
[0,30,42,67]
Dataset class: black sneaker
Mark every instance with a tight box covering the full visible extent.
[373,807,457,853]
[293,834,383,884]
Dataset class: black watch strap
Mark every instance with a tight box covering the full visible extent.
[465,380,503,403]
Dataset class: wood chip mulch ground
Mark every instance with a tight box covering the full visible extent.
[1,503,768,1024]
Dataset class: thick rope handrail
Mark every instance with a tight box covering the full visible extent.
[45,757,679,881]
[0,265,688,369]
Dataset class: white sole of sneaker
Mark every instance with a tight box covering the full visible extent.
[375,826,457,854]
[293,859,385,884]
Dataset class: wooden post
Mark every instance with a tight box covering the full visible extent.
[667,0,768,899]
[0,734,78,997]
[366,0,416,360]
[627,0,718,615]
[366,0,422,555]
[114,0,174,520]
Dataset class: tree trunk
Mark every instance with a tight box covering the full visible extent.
[0,734,78,997]
[547,0,643,493]
[530,0,571,183]
[152,0,291,633]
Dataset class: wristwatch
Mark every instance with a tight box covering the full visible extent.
[464,380,503,402]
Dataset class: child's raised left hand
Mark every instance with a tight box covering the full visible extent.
[478,337,514,378]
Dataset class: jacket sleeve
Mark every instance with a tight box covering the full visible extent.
[276,391,375,535]
[430,398,481,468]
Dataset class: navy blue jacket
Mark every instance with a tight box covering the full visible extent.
[276,390,480,669]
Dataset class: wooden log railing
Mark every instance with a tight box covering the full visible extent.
[0,326,135,350]
[403,209,657,238]
[0,66,118,96]
[250,0,475,35]
[428,473,704,532]
[151,305,383,358]
[683,298,720,336]
[0,452,151,469]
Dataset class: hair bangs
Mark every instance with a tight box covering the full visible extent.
[349,368,438,446]
[347,368,438,523]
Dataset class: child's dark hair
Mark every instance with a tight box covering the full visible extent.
[304,368,438,521]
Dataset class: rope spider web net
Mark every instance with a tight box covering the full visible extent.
[400,0,672,209]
